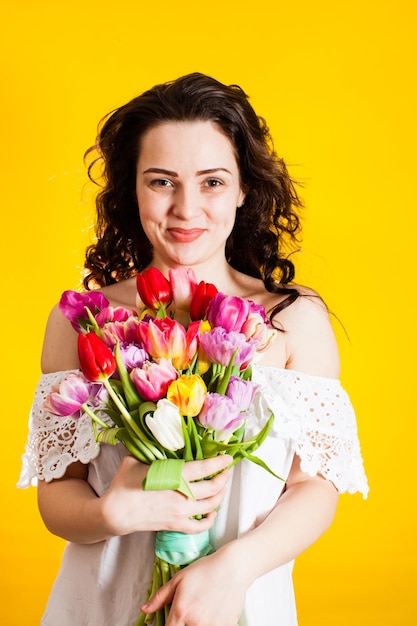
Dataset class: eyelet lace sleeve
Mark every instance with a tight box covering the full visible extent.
[17,370,100,487]
[250,367,369,498]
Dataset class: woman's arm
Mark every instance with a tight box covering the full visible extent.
[37,455,232,544]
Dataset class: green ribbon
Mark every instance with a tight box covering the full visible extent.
[155,529,212,565]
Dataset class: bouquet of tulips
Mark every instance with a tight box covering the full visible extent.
[46,267,280,625]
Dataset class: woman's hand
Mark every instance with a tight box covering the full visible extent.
[100,454,232,536]
[141,545,247,626]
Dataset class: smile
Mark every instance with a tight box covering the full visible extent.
[168,228,205,243]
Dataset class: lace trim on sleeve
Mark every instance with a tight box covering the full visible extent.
[250,367,369,498]
[17,370,100,487]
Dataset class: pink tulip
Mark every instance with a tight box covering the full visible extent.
[198,393,244,442]
[100,317,142,347]
[138,317,187,360]
[45,372,95,417]
[169,267,198,311]
[130,358,178,402]
[94,306,133,328]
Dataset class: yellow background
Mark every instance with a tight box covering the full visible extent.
[1,0,416,623]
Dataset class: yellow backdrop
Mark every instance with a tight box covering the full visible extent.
[1,0,416,624]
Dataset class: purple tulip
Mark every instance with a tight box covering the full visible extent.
[44,372,95,417]
[118,344,148,371]
[226,376,258,411]
[59,290,109,331]
[199,327,257,367]
[199,393,244,442]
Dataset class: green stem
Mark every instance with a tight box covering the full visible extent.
[81,403,109,430]
[102,378,144,440]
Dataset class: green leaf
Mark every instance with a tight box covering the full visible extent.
[181,415,194,461]
[142,459,195,499]
[188,416,204,460]
[240,448,284,481]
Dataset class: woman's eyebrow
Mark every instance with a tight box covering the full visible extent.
[142,167,178,176]
[196,167,232,176]
[142,167,232,176]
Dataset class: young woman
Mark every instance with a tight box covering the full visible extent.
[18,73,368,626]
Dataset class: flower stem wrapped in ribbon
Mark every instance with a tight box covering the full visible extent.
[51,266,282,626]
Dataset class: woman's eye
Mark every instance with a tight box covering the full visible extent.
[151,179,173,188]
[205,179,223,188]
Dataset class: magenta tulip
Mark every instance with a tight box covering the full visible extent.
[206,293,251,333]
[59,290,109,331]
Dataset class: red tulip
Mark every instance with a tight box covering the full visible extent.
[189,281,218,321]
[136,267,172,311]
[78,332,116,381]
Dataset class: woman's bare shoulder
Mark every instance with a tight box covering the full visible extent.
[276,285,340,378]
[251,282,340,377]
[96,277,138,309]
[41,303,80,373]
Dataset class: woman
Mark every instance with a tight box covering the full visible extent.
[18,73,368,625]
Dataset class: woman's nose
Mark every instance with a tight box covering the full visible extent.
[171,185,200,220]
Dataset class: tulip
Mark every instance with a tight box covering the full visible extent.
[199,328,257,367]
[59,290,109,331]
[198,393,244,442]
[94,306,133,328]
[206,293,251,333]
[78,332,117,382]
[130,358,178,402]
[45,372,95,417]
[241,313,277,352]
[169,267,198,311]
[100,316,143,348]
[145,399,185,451]
[189,281,218,321]
[118,344,148,371]
[167,374,207,417]
[138,317,187,360]
[136,267,172,312]
[226,376,258,412]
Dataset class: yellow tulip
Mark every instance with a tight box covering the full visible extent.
[167,374,207,417]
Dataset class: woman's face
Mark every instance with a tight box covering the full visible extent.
[135,121,246,272]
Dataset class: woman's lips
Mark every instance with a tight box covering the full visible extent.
[168,228,205,242]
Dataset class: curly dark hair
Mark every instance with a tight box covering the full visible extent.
[83,72,303,315]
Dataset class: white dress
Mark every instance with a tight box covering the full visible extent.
[18,366,369,626]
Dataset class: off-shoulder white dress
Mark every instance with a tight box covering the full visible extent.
[18,366,369,626]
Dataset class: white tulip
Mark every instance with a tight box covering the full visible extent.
[146,399,185,451]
